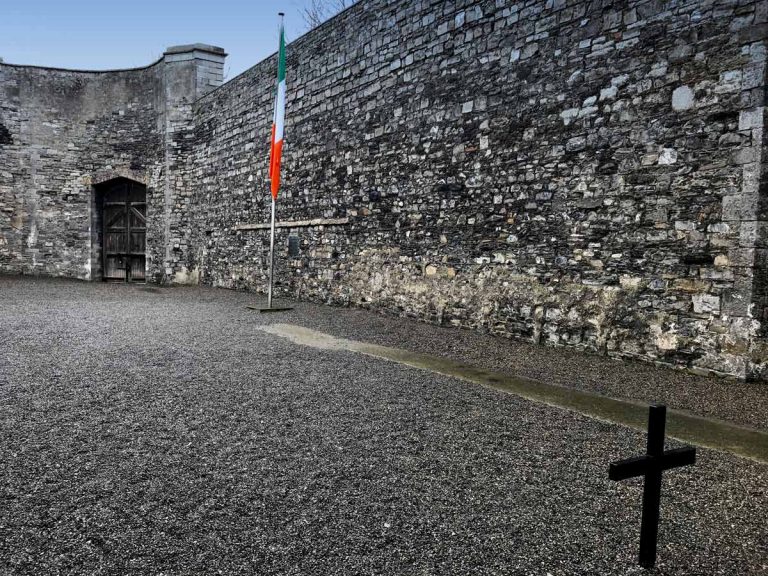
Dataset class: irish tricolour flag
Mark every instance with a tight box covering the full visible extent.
[268,17,287,200]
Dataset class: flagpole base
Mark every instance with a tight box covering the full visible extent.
[246,305,294,313]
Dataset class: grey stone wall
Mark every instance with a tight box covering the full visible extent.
[0,44,226,283]
[1,0,766,380]
[0,63,163,278]
[160,44,228,283]
[191,0,768,379]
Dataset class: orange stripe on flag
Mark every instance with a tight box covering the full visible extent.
[270,140,283,200]
[268,124,276,181]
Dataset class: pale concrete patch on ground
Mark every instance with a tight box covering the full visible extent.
[258,323,768,464]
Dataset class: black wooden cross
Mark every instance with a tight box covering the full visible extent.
[609,404,696,569]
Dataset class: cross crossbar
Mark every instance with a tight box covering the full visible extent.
[609,446,696,481]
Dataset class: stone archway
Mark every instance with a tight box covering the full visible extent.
[90,168,148,188]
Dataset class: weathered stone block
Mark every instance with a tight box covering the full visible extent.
[658,148,678,165]
[671,85,694,111]
[692,293,721,314]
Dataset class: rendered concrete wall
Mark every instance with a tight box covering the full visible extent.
[191,0,768,379]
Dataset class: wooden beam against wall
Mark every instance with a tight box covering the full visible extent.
[234,217,350,231]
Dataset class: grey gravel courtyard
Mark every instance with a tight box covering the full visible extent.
[1,276,766,575]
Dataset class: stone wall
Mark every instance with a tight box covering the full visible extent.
[1,1,766,380]
[0,62,162,278]
[192,0,768,379]
[0,44,226,283]
[161,45,228,284]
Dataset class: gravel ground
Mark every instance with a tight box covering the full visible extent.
[179,289,768,433]
[281,297,768,432]
[1,276,767,575]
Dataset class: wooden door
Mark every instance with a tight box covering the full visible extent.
[102,180,146,282]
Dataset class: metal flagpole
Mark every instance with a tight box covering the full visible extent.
[267,195,276,309]
[247,12,292,313]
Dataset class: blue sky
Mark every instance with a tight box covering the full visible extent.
[0,0,336,80]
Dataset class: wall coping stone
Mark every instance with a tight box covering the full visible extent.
[164,44,227,57]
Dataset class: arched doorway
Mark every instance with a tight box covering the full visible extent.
[95,178,147,282]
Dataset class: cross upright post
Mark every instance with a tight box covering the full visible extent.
[639,404,665,567]
[609,405,696,569]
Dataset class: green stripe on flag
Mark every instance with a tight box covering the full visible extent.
[278,25,286,83]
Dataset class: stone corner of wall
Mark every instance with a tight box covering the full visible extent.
[162,43,227,98]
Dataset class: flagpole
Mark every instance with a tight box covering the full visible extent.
[266,11,284,311]
[267,195,276,308]
[247,11,292,313]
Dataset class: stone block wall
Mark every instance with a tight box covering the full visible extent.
[161,44,228,284]
[191,0,768,379]
[0,44,226,283]
[0,63,163,279]
[1,0,766,379]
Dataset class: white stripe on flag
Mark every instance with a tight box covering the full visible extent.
[274,80,286,142]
